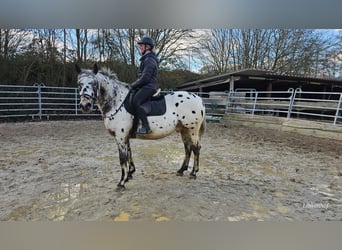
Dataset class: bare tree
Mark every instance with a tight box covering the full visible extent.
[75,29,88,63]
[111,29,137,65]
[63,29,67,85]
[199,29,341,76]
[89,29,198,69]
[89,29,136,65]
[137,29,198,69]
[198,29,232,74]
[0,29,29,59]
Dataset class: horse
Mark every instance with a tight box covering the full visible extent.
[76,64,206,191]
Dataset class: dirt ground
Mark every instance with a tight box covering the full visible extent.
[0,119,341,221]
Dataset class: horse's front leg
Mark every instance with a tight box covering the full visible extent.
[127,140,136,180]
[116,142,130,191]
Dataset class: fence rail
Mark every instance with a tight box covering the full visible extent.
[227,88,342,126]
[0,84,228,121]
[0,84,100,119]
[1,84,342,126]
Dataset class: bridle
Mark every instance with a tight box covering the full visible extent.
[102,90,131,120]
[78,70,131,120]
[80,93,96,101]
[79,74,98,102]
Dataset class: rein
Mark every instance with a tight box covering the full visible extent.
[102,90,131,120]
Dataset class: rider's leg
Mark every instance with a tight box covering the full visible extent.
[132,87,155,134]
[136,106,152,134]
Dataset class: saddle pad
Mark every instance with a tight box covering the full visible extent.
[124,94,167,117]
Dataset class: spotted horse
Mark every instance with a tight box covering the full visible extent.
[76,64,206,191]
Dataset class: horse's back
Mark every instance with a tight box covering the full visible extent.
[165,91,205,127]
[166,91,204,108]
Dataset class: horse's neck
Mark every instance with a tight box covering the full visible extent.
[112,81,130,104]
[97,79,129,113]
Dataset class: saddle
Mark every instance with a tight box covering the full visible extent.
[124,88,167,117]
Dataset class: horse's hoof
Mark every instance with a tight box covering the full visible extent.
[189,174,197,179]
[116,185,126,192]
[176,171,184,176]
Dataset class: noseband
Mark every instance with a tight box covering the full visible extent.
[80,93,96,102]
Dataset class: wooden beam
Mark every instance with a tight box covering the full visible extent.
[229,75,235,92]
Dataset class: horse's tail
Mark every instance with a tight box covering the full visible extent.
[199,110,206,138]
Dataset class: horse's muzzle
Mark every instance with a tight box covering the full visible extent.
[79,97,93,113]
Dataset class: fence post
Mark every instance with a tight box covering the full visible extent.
[251,92,258,116]
[33,83,45,119]
[287,88,296,118]
[333,93,342,125]
[75,88,78,115]
[225,91,234,114]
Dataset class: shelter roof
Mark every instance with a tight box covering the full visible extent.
[177,69,342,91]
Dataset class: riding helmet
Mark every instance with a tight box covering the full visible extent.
[137,36,155,49]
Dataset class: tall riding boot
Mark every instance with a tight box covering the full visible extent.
[136,114,152,135]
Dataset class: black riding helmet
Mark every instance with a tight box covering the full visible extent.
[137,36,155,49]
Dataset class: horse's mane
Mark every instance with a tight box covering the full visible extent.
[79,66,129,88]
[96,67,131,90]
[98,67,119,81]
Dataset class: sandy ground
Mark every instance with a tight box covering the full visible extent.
[0,119,341,221]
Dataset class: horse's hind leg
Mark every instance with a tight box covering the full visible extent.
[179,127,202,179]
[177,141,192,176]
[189,142,201,179]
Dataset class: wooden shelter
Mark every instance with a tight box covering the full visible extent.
[177,69,342,93]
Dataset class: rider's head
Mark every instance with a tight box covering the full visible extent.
[137,36,155,55]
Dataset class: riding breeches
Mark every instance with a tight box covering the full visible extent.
[132,87,155,116]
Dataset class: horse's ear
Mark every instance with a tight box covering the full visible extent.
[75,64,82,74]
[93,64,98,74]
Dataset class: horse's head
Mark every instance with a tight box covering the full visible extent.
[75,64,99,113]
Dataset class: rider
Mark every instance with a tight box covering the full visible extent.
[130,36,158,135]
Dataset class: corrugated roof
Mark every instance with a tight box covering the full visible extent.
[177,69,342,90]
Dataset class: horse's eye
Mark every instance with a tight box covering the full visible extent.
[92,82,98,88]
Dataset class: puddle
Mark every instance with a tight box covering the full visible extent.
[44,183,89,221]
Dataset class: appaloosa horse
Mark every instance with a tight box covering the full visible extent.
[76,64,206,191]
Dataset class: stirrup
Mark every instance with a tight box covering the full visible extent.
[136,126,152,135]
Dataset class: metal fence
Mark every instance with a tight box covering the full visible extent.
[0,84,223,120]
[227,88,342,126]
[196,91,228,122]
[0,84,100,119]
[1,84,342,126]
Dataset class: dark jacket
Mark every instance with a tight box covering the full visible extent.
[131,51,158,90]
